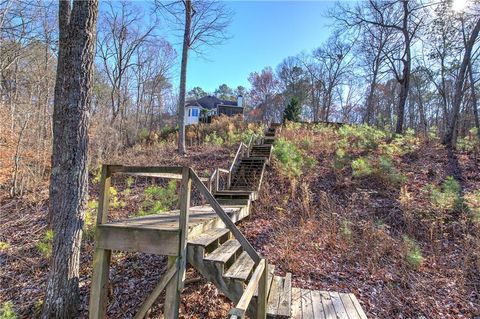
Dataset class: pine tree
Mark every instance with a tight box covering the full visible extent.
[283,97,301,122]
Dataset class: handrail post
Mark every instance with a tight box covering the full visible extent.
[257,260,268,319]
[216,168,220,192]
[89,165,112,319]
[164,167,191,319]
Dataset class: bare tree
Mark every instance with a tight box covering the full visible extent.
[444,15,480,146]
[334,0,425,133]
[96,0,155,124]
[155,0,231,154]
[313,33,353,122]
[41,0,98,317]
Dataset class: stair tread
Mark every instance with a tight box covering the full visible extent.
[188,228,230,247]
[267,273,292,317]
[204,239,241,264]
[224,251,255,280]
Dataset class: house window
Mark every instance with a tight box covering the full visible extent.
[191,108,199,117]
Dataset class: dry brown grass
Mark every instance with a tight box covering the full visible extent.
[239,123,480,319]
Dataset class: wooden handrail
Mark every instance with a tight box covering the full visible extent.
[190,169,261,264]
[229,259,267,319]
[228,142,248,188]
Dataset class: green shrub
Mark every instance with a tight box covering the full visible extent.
[0,242,10,251]
[429,176,462,211]
[205,132,224,146]
[37,230,54,258]
[403,235,423,268]
[333,147,349,171]
[0,301,16,319]
[457,128,479,152]
[109,186,125,209]
[92,166,102,185]
[464,190,480,223]
[338,125,387,152]
[138,127,150,141]
[378,155,407,186]
[273,138,305,178]
[138,181,178,216]
[299,138,313,150]
[340,220,353,240]
[391,128,419,155]
[351,157,374,178]
[83,200,98,240]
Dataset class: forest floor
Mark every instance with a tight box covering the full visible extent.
[1,123,479,318]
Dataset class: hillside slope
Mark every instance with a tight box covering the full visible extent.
[239,123,479,318]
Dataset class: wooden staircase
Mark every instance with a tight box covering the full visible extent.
[190,123,367,319]
[88,123,367,319]
[193,124,294,318]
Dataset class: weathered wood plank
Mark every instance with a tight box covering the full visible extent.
[319,291,336,319]
[301,289,314,319]
[349,294,368,319]
[96,225,179,256]
[257,262,268,319]
[190,170,260,263]
[164,256,180,319]
[254,264,275,297]
[329,292,348,319]
[229,259,266,318]
[277,273,292,317]
[266,276,282,314]
[290,287,302,319]
[339,293,361,319]
[88,248,111,319]
[204,239,241,264]
[224,251,255,281]
[311,290,326,319]
[133,260,178,319]
[188,228,230,247]
[108,165,183,175]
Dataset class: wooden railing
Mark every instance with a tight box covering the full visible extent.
[229,259,268,319]
[228,141,248,188]
[93,165,265,318]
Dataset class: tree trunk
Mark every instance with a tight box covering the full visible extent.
[41,1,98,318]
[395,1,412,134]
[468,51,480,137]
[444,17,480,147]
[177,0,191,155]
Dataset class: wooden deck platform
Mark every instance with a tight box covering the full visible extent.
[96,204,250,256]
[291,288,367,319]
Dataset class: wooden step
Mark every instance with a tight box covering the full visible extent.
[267,274,292,318]
[204,239,242,264]
[216,198,250,206]
[188,228,230,247]
[215,193,251,200]
[224,251,255,281]
[241,157,267,161]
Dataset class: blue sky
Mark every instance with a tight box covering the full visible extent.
[184,1,337,93]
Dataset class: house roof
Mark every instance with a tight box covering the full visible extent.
[185,95,241,110]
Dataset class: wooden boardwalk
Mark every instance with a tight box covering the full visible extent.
[291,288,367,319]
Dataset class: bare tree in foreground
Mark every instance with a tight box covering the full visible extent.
[155,0,231,154]
[41,0,98,317]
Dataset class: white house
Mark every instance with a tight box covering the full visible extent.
[185,95,244,125]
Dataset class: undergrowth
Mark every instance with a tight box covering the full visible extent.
[137,181,178,216]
